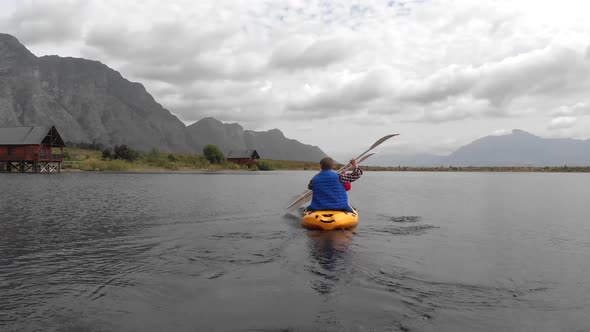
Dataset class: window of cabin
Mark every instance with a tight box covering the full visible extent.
[40,147,46,155]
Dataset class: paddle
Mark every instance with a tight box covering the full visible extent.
[285,134,398,212]
[335,134,398,173]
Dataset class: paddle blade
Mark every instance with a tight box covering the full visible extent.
[369,134,399,150]
[358,152,375,163]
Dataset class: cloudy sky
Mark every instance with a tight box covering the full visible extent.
[1,0,589,159]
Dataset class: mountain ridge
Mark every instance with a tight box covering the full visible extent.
[372,129,590,167]
[0,33,326,162]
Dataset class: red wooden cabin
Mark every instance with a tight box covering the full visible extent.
[226,150,261,166]
[0,126,66,173]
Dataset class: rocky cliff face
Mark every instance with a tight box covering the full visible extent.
[0,34,326,160]
[38,56,194,152]
[0,33,194,152]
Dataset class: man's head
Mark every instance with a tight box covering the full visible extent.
[320,157,334,170]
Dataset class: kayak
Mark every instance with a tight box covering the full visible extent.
[301,208,359,230]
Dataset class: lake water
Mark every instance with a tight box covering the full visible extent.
[1,171,589,332]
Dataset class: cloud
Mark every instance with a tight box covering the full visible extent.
[552,102,590,117]
[473,47,589,106]
[158,80,282,125]
[397,46,590,109]
[408,96,495,123]
[2,0,590,153]
[286,67,396,115]
[0,0,89,44]
[270,35,363,70]
[490,129,511,136]
[548,116,577,130]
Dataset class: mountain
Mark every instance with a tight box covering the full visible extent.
[0,33,326,161]
[442,129,590,166]
[187,117,326,161]
[0,33,194,152]
[371,130,590,167]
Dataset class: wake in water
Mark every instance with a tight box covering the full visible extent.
[364,215,439,236]
[390,215,422,223]
[364,224,439,236]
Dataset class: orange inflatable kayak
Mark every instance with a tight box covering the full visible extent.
[301,208,359,230]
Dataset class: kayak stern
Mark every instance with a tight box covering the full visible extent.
[301,209,359,230]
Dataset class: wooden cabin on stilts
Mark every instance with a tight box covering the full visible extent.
[226,150,261,166]
[0,126,65,173]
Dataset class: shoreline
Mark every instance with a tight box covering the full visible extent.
[57,166,590,173]
[51,149,590,173]
[361,166,590,173]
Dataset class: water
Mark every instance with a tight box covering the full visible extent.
[1,171,589,332]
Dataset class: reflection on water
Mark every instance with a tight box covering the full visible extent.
[306,229,355,295]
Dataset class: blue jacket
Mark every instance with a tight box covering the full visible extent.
[308,170,352,211]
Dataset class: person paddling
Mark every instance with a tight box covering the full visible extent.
[307,157,363,212]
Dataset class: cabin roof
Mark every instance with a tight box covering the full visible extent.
[226,149,260,159]
[0,126,65,146]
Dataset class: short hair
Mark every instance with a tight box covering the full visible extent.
[320,157,334,170]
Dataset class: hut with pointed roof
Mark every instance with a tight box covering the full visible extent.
[226,150,260,166]
[0,126,65,173]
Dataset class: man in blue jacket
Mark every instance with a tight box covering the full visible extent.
[307,157,363,212]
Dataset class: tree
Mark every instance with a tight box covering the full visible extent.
[113,144,139,162]
[102,148,113,160]
[203,144,225,164]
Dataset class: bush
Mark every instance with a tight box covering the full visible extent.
[203,144,225,164]
[66,141,104,151]
[146,147,160,162]
[257,160,273,171]
[113,144,139,162]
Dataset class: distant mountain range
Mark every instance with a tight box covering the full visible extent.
[0,33,325,162]
[371,129,590,167]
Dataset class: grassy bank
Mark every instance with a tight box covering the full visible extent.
[61,148,590,172]
[62,148,317,172]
